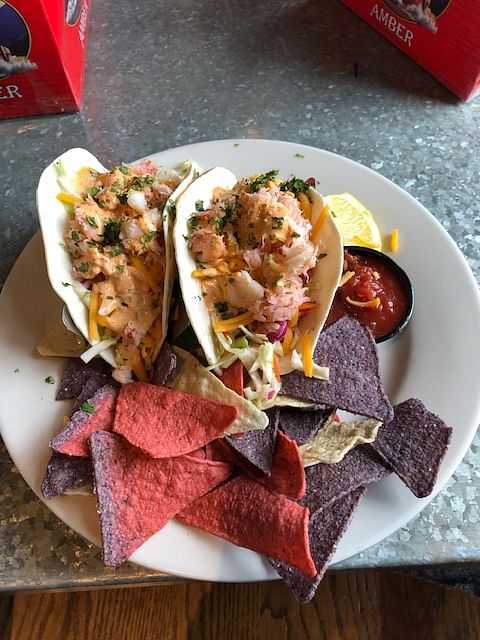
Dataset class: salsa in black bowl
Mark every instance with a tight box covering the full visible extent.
[325,246,414,343]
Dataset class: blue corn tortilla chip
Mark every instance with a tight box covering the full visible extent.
[280,317,394,422]
[301,444,391,513]
[56,358,112,401]
[270,488,365,603]
[41,451,92,498]
[51,384,118,457]
[278,406,334,446]
[224,408,279,475]
[371,398,452,498]
[151,342,178,386]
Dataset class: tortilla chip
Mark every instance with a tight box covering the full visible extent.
[56,358,112,401]
[301,445,391,513]
[280,317,393,422]
[372,398,452,498]
[220,360,244,397]
[169,347,268,434]
[300,416,382,466]
[270,488,365,603]
[205,439,240,465]
[37,320,87,358]
[260,432,306,500]
[90,431,232,567]
[151,342,178,386]
[113,382,239,458]
[51,384,118,457]
[224,408,279,475]
[41,451,93,498]
[177,476,316,577]
[279,406,333,446]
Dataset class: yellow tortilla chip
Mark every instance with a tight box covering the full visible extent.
[300,417,382,466]
[170,347,268,434]
[37,321,87,358]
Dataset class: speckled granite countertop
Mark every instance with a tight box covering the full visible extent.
[0,0,479,591]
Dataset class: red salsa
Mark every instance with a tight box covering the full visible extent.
[326,250,410,339]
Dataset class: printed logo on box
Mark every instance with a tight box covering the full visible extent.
[383,0,451,32]
[0,0,36,81]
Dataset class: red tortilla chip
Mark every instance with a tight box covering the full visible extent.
[259,432,306,500]
[90,431,232,567]
[113,382,239,458]
[220,360,244,396]
[177,476,316,577]
[51,384,118,457]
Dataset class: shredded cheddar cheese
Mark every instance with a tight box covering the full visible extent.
[213,311,254,333]
[192,268,220,279]
[301,332,314,378]
[346,296,381,309]
[298,193,312,221]
[390,229,399,252]
[88,287,100,342]
[311,205,329,243]
[282,327,293,354]
[57,192,81,205]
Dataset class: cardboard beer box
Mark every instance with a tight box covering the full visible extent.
[0,0,90,119]
[342,0,480,102]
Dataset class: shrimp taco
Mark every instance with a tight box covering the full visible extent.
[174,168,343,408]
[37,149,196,383]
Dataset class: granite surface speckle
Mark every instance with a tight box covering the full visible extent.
[0,0,479,590]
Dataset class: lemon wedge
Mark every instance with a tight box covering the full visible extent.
[324,193,382,251]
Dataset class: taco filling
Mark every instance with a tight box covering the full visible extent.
[184,171,337,407]
[59,159,182,383]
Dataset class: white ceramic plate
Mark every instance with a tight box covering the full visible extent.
[1,139,480,582]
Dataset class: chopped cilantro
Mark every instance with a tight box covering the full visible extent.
[223,200,239,223]
[189,215,199,231]
[141,231,156,246]
[13,368,19,373]
[195,200,205,212]
[119,166,130,175]
[272,217,284,229]
[86,240,97,248]
[130,175,154,191]
[103,220,121,245]
[233,143,240,147]
[213,217,226,233]
[89,186,101,198]
[109,245,123,257]
[86,215,98,228]
[294,153,305,159]
[80,401,95,414]
[330,210,337,218]
[78,262,90,273]
[117,192,128,204]
[71,230,81,242]
[169,203,176,221]
[280,177,310,196]
[116,264,125,273]
[250,170,279,193]
[317,253,327,260]
[62,281,71,287]
[45,376,55,384]
[292,231,300,238]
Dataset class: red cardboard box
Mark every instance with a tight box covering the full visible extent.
[0,0,90,119]
[342,0,480,102]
